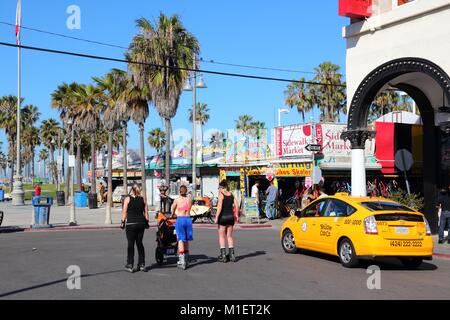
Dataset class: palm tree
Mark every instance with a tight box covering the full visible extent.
[235,115,254,135]
[209,131,224,157]
[128,14,200,185]
[313,62,346,122]
[368,91,401,123]
[284,78,312,123]
[51,82,82,199]
[21,105,41,182]
[189,102,210,162]
[148,128,166,154]
[94,69,129,223]
[39,149,49,178]
[72,84,103,199]
[40,119,60,184]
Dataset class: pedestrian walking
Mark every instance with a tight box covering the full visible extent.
[318,187,328,198]
[251,180,261,216]
[265,178,278,220]
[215,180,240,263]
[437,188,450,244]
[171,185,193,270]
[120,184,150,273]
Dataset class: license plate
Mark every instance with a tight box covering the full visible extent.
[395,227,409,234]
[166,248,175,255]
[390,240,423,247]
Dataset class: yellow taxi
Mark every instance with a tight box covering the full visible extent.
[280,193,434,268]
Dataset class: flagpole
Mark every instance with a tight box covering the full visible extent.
[12,0,24,206]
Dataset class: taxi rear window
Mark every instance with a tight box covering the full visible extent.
[359,202,414,212]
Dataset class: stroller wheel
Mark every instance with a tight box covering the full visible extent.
[155,248,164,265]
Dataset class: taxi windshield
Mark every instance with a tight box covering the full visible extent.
[359,201,414,212]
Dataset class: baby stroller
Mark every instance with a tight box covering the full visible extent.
[155,212,178,265]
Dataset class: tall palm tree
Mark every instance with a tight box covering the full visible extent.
[94,69,129,223]
[128,14,200,185]
[368,91,401,123]
[51,82,82,199]
[235,115,254,135]
[39,149,49,178]
[21,105,41,182]
[209,131,224,157]
[125,79,149,200]
[284,78,312,123]
[148,128,166,154]
[313,62,346,122]
[40,119,60,184]
[189,102,210,162]
[72,84,103,199]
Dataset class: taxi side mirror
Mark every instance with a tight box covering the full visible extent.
[294,210,303,217]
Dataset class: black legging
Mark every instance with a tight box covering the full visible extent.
[126,224,146,266]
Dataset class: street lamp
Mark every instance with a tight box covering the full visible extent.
[278,108,290,127]
[183,56,207,196]
[67,118,77,226]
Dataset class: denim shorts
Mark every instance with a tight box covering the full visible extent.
[175,216,193,242]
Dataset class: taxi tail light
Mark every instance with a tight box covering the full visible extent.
[424,217,432,236]
[364,216,378,235]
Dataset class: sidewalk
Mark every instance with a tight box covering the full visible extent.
[0,201,275,232]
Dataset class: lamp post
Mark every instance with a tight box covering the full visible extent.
[278,108,290,127]
[68,118,77,226]
[183,55,207,196]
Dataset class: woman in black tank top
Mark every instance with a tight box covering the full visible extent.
[121,184,149,273]
[214,180,240,263]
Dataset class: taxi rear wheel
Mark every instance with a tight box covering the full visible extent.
[282,230,298,254]
[338,239,359,268]
[400,257,423,269]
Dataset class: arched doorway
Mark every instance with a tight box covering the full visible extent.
[342,57,450,233]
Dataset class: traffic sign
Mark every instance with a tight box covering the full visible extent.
[395,149,413,172]
[306,144,322,152]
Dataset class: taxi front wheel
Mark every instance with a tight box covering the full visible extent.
[338,239,359,268]
[281,230,298,254]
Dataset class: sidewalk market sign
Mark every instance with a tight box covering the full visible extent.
[275,123,375,163]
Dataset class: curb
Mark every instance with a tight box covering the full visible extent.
[0,223,274,233]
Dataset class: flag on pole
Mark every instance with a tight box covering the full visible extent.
[15,0,21,45]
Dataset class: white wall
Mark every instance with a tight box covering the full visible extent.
[344,0,450,112]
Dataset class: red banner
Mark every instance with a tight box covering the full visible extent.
[338,0,372,18]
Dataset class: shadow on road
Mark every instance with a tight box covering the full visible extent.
[298,250,438,271]
[0,270,124,298]
[147,251,267,270]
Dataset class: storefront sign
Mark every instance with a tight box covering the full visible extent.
[338,0,372,19]
[243,197,259,218]
[275,125,313,157]
[225,129,268,163]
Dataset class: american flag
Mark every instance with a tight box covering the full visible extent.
[15,0,21,45]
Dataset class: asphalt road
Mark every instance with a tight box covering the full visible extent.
[0,228,449,300]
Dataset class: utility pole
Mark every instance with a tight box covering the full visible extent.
[192,54,197,197]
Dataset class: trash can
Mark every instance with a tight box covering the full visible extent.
[75,192,87,208]
[56,191,65,206]
[88,193,98,209]
[31,196,53,229]
[0,189,4,202]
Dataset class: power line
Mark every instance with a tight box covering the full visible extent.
[0,41,346,88]
[0,21,346,77]
[0,21,128,50]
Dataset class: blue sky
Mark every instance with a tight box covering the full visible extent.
[0,0,349,156]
